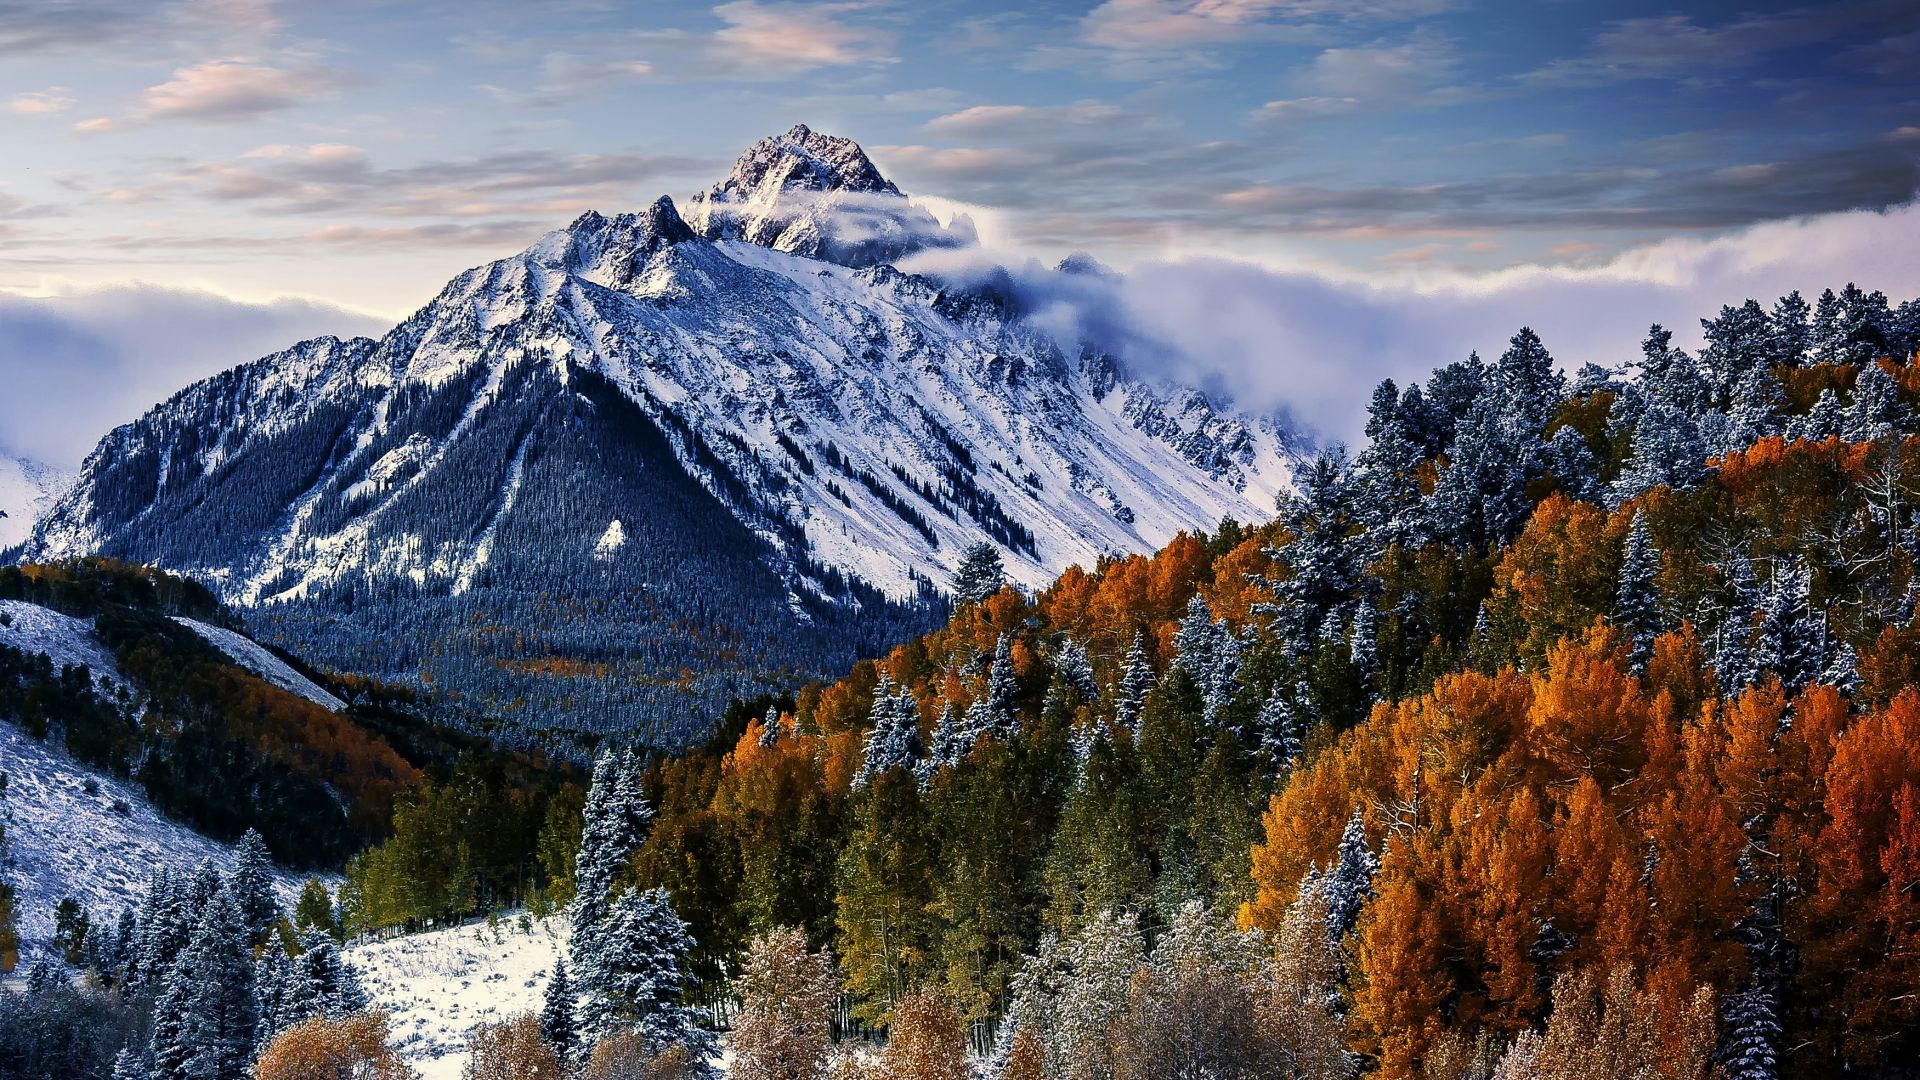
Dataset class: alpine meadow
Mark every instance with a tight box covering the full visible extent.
[3,3,1920,1080]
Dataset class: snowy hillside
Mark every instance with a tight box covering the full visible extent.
[0,722,303,961]
[0,598,125,689]
[0,454,69,552]
[350,914,569,1080]
[172,615,346,711]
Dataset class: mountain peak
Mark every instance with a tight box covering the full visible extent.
[685,125,963,268]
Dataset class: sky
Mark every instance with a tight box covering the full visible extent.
[2,0,1919,463]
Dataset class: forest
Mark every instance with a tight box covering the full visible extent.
[6,283,1920,1080]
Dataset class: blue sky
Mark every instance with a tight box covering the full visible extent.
[2,0,1919,461]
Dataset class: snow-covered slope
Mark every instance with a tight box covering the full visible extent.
[0,722,303,961]
[172,615,346,711]
[0,598,125,688]
[350,914,568,1080]
[0,455,70,552]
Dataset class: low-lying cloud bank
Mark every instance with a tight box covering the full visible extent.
[0,285,387,466]
[913,196,1920,446]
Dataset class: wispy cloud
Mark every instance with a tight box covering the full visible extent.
[1079,0,1451,50]
[134,58,341,122]
[7,87,76,115]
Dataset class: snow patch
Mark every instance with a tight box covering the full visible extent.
[594,519,627,560]
[0,599,124,689]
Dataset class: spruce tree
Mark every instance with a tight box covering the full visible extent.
[1793,388,1845,442]
[1324,809,1378,945]
[229,829,279,948]
[151,889,257,1080]
[1717,555,1765,692]
[953,541,1006,606]
[1613,398,1707,505]
[542,956,577,1061]
[1054,638,1098,702]
[1256,686,1303,771]
[757,704,783,748]
[1770,290,1812,367]
[1349,601,1378,701]
[110,1047,142,1080]
[1616,510,1663,673]
[1845,360,1905,442]
[1544,425,1604,504]
[571,748,653,973]
[575,886,715,1071]
[1115,632,1154,736]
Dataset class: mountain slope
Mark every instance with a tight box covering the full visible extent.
[27,127,1294,740]
[0,455,70,553]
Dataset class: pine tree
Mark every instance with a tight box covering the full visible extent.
[1115,632,1154,736]
[570,747,652,966]
[1544,426,1604,504]
[1325,809,1379,945]
[1793,388,1845,442]
[953,542,1006,606]
[254,940,294,1048]
[290,927,367,1019]
[1054,638,1098,702]
[1256,686,1304,771]
[1355,379,1431,555]
[1613,397,1707,505]
[1770,290,1812,367]
[1845,360,1905,442]
[543,956,577,1062]
[1725,364,1787,451]
[110,1047,143,1080]
[1174,596,1242,726]
[1616,510,1663,673]
[575,886,715,1072]
[855,674,922,789]
[151,888,257,1080]
[980,633,1019,739]
[1720,986,1781,1080]
[757,704,783,748]
[1261,450,1363,642]
[1349,600,1378,701]
[922,701,971,783]
[229,828,280,948]
[1812,288,1843,365]
[1717,554,1765,692]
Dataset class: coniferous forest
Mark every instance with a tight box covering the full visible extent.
[8,282,1920,1079]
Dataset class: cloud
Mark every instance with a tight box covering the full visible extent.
[1079,0,1451,50]
[482,52,653,108]
[924,102,1134,138]
[1521,5,1917,88]
[0,284,387,465]
[136,58,340,122]
[1250,96,1359,124]
[1298,30,1457,99]
[906,198,1920,447]
[709,0,896,71]
[169,143,715,219]
[0,0,156,55]
[7,87,76,114]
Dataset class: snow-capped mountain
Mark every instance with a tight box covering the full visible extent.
[26,126,1294,737]
[0,454,70,552]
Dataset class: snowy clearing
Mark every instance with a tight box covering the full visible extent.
[348,913,569,1080]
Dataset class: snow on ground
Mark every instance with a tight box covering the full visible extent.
[0,455,70,551]
[0,598,124,689]
[0,721,304,963]
[349,913,568,1080]
[172,615,347,711]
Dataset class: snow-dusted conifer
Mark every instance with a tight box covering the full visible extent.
[953,541,1006,606]
[543,955,577,1061]
[1054,637,1098,702]
[1716,554,1765,691]
[1845,360,1905,442]
[1616,510,1663,673]
[922,701,970,784]
[1720,986,1781,1080]
[1793,388,1845,442]
[575,886,715,1071]
[1256,686,1304,770]
[1613,398,1707,505]
[1114,631,1154,735]
[1544,425,1604,504]
[757,704,783,748]
[571,747,653,972]
[110,1047,142,1080]
[1324,809,1378,945]
[1349,600,1378,698]
[229,828,279,947]
[151,889,257,1080]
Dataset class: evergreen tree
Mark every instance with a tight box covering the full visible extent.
[1845,360,1905,442]
[1115,632,1154,736]
[1260,450,1362,645]
[575,886,716,1072]
[289,928,366,1020]
[1054,638,1098,702]
[254,941,293,1048]
[953,542,1006,606]
[111,1047,143,1080]
[1174,595,1241,726]
[922,701,970,783]
[1701,300,1774,401]
[151,889,257,1080]
[1792,388,1845,442]
[1616,510,1663,674]
[980,633,1019,738]
[570,748,653,973]
[1716,554,1765,692]
[1256,686,1304,771]
[855,674,922,788]
[542,956,577,1062]
[1770,290,1812,367]
[293,878,338,941]
[1354,379,1431,555]
[1349,600,1378,701]
[1720,987,1781,1080]
[1324,809,1378,945]
[229,828,280,947]
[1812,287,1843,365]
[1613,398,1707,505]
[1725,364,1787,452]
[1544,425,1604,504]
[757,704,783,748]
